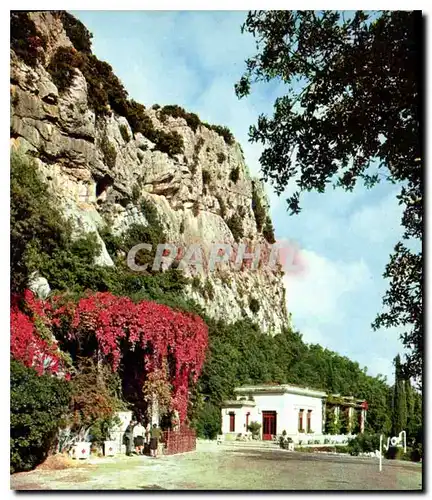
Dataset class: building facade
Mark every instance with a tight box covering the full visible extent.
[221,384,367,442]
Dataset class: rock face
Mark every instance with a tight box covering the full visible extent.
[10,11,289,333]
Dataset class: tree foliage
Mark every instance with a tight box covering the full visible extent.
[236,10,422,382]
[10,360,71,473]
[69,358,123,440]
[392,354,407,435]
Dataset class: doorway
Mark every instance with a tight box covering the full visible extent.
[262,411,277,440]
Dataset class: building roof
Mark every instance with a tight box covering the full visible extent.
[234,384,327,398]
[220,400,256,408]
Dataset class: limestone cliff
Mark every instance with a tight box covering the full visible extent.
[10,11,289,333]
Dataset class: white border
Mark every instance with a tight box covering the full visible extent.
[2,5,429,500]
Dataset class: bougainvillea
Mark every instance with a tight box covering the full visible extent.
[11,290,208,423]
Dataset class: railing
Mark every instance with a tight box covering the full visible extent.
[162,427,196,455]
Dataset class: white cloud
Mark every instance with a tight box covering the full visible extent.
[284,250,372,326]
[348,190,403,245]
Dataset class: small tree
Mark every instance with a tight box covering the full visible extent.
[392,354,408,435]
[142,360,173,422]
[248,421,261,438]
[325,407,341,435]
[69,358,123,442]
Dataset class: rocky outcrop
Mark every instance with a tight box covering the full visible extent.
[10,11,289,333]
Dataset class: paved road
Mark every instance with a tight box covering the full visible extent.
[10,441,422,491]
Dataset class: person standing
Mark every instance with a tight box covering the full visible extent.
[133,420,145,455]
[124,420,135,457]
[145,422,151,445]
[150,423,162,458]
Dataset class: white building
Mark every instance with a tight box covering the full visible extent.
[221,384,367,443]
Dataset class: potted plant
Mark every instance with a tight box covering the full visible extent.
[247,421,261,440]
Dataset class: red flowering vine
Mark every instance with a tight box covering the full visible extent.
[11,290,208,423]
[11,291,65,376]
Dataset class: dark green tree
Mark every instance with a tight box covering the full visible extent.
[236,10,422,384]
[392,355,407,435]
[10,360,71,473]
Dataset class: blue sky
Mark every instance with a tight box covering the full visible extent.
[72,10,406,382]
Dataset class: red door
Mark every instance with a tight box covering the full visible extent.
[229,412,235,432]
[262,411,277,440]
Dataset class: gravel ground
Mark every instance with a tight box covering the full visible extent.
[10,441,422,491]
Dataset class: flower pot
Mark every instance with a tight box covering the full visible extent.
[104,440,117,456]
[71,442,91,460]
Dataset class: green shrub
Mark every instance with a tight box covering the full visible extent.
[192,200,200,217]
[101,135,117,169]
[202,170,211,185]
[11,152,71,293]
[203,280,215,300]
[123,99,148,134]
[191,276,201,289]
[216,195,227,219]
[229,166,240,182]
[131,184,140,203]
[119,124,130,142]
[155,130,184,157]
[152,104,161,110]
[159,105,201,132]
[10,152,119,294]
[204,123,235,145]
[339,410,350,434]
[347,433,381,456]
[263,217,276,243]
[10,360,71,473]
[190,137,205,174]
[68,359,125,441]
[325,411,341,435]
[194,402,221,439]
[119,102,186,156]
[89,414,121,447]
[218,152,226,164]
[385,446,404,460]
[227,213,243,242]
[11,11,47,67]
[249,298,260,314]
[411,444,422,462]
[58,11,93,53]
[251,182,266,232]
[248,421,261,437]
[47,46,81,93]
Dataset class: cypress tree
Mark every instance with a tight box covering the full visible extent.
[392,355,407,435]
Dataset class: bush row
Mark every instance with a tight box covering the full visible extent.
[158,104,235,145]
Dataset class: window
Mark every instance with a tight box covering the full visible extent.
[307,410,312,433]
[298,409,304,432]
[229,412,235,432]
[246,412,250,430]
